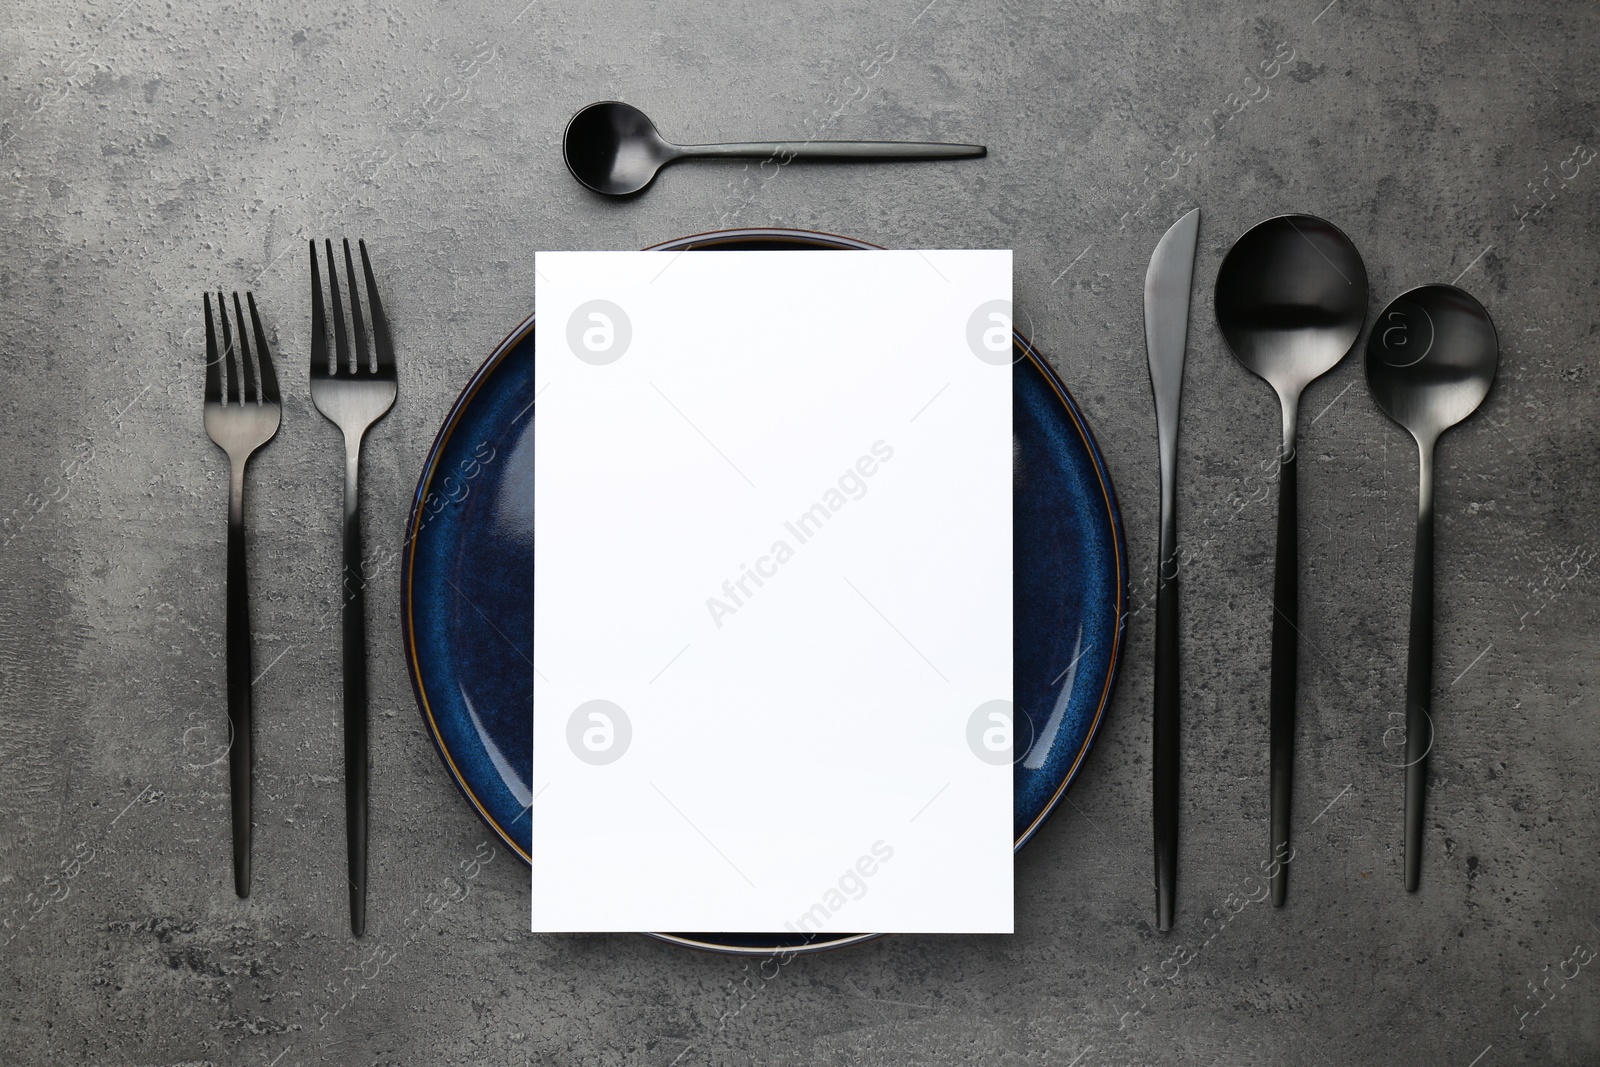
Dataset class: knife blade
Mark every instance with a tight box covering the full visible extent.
[1144,206,1200,933]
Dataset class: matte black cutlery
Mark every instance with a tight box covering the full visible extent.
[202,291,281,898]
[1215,215,1367,906]
[562,101,987,196]
[189,204,1488,931]
[1365,285,1498,891]
[309,239,397,936]
[1143,207,1200,932]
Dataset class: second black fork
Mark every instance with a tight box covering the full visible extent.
[308,239,397,936]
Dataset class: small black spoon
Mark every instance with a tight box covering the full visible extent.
[1365,284,1498,892]
[562,101,986,197]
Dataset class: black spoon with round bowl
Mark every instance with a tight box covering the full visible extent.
[562,101,987,197]
[1365,284,1498,893]
[1215,214,1368,907]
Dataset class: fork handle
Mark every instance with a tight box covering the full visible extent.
[342,434,370,936]
[226,462,253,898]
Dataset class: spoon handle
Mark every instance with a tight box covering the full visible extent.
[1269,430,1298,906]
[679,141,986,161]
[1404,442,1436,891]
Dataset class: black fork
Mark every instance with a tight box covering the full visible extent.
[202,291,282,897]
[308,240,397,936]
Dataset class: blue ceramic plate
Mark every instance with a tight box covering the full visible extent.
[402,228,1127,955]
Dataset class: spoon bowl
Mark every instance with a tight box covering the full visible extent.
[564,102,678,196]
[1365,283,1497,893]
[1216,215,1369,400]
[1213,213,1368,907]
[1367,285,1498,447]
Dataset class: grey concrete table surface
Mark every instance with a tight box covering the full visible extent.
[1,0,1597,1064]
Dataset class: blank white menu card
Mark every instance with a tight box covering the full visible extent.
[532,248,1013,933]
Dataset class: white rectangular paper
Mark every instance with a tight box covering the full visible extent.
[532,249,1013,933]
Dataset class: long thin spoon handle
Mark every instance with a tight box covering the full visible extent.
[1269,414,1299,906]
[679,141,986,161]
[225,461,252,898]
[1153,448,1180,931]
[342,433,369,936]
[1404,441,1436,891]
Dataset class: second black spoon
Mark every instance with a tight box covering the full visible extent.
[1366,285,1498,892]
[563,101,986,196]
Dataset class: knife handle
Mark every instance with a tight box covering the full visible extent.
[1151,428,1181,931]
[1153,514,1179,932]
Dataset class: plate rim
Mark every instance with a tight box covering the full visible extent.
[400,227,1127,956]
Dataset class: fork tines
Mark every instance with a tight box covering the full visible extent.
[309,239,395,380]
[204,290,280,406]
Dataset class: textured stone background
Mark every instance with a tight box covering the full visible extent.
[2,0,1598,1063]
